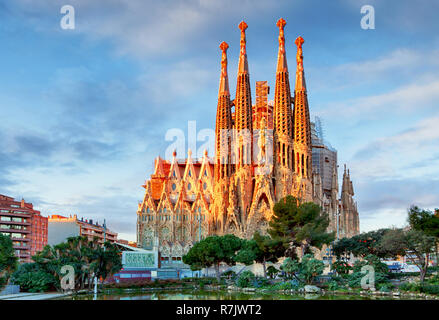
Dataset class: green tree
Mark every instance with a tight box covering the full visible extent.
[266,265,279,279]
[183,235,243,282]
[86,240,123,287]
[299,254,325,285]
[235,232,286,278]
[331,260,352,275]
[408,205,439,262]
[236,270,255,288]
[280,254,324,284]
[408,206,439,238]
[333,229,390,258]
[0,234,18,289]
[32,236,122,291]
[268,195,334,256]
[11,263,57,292]
[280,257,300,280]
[352,254,389,274]
[379,229,436,282]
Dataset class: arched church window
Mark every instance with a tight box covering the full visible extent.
[172,183,176,191]
[187,183,192,190]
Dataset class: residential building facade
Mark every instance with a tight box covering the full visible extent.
[48,214,117,246]
[0,194,48,263]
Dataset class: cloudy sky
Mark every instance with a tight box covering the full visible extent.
[1,0,438,241]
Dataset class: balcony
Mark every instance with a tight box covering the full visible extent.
[0,227,30,234]
[11,236,31,242]
[13,245,29,250]
[0,219,30,226]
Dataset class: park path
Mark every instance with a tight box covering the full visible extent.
[0,292,71,300]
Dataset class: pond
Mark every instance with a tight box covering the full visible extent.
[58,289,415,300]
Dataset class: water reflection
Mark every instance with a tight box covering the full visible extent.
[61,289,404,301]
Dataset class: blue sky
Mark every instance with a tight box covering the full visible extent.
[1,0,438,241]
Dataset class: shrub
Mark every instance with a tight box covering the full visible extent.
[420,284,439,295]
[332,260,352,275]
[399,282,421,292]
[347,271,389,289]
[274,281,294,290]
[222,270,236,279]
[326,274,348,291]
[300,254,325,284]
[266,266,280,279]
[251,277,269,288]
[352,255,389,274]
[236,271,255,288]
[11,263,57,293]
[377,283,394,292]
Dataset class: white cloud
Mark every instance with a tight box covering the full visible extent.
[316,78,439,122]
[12,0,280,58]
[360,208,408,233]
[350,114,439,179]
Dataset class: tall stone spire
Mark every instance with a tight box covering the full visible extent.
[294,36,306,91]
[274,18,294,172]
[276,18,288,73]
[293,36,312,179]
[237,21,249,74]
[235,21,253,167]
[215,41,232,181]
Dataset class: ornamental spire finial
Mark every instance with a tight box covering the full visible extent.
[276,18,288,73]
[277,18,286,44]
[218,41,229,94]
[238,21,249,73]
[295,36,304,67]
[294,36,306,91]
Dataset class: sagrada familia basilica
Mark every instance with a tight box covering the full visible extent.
[136,19,360,260]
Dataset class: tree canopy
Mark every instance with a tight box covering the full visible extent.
[378,228,436,282]
[408,205,439,239]
[0,234,18,289]
[268,195,334,256]
[29,236,122,291]
[235,232,286,278]
[332,229,390,258]
[182,234,243,281]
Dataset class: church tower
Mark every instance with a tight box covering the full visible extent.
[273,18,294,200]
[213,41,232,233]
[215,41,232,182]
[234,21,253,170]
[340,165,360,237]
[293,36,313,201]
[226,21,254,236]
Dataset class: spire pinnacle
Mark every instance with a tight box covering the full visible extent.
[238,21,249,73]
[276,18,288,73]
[219,41,230,94]
[295,36,306,91]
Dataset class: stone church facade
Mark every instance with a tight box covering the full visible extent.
[136,19,360,260]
